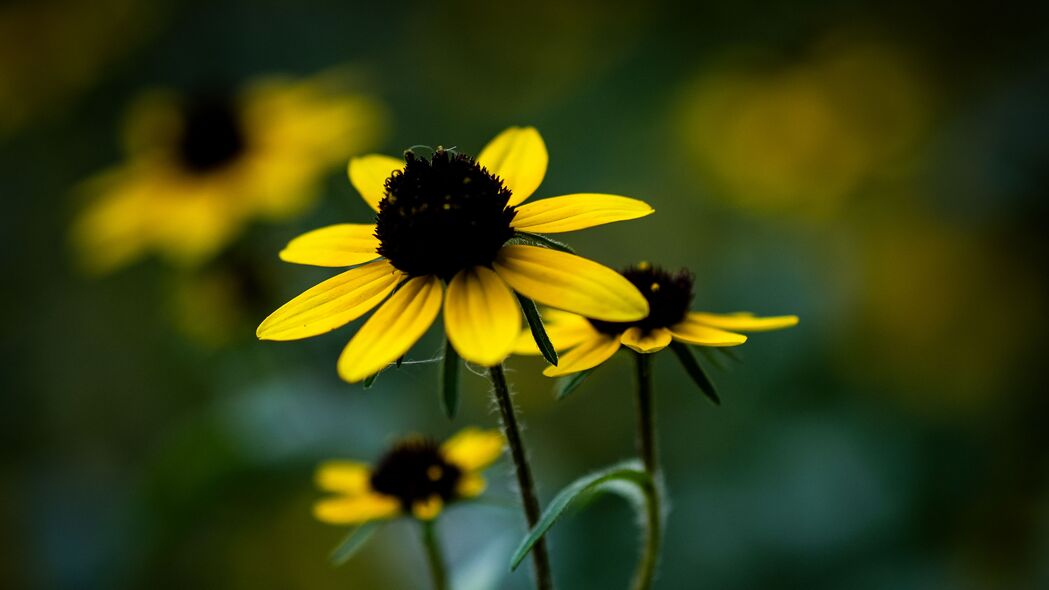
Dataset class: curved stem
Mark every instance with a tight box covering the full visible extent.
[488,364,554,590]
[632,352,662,590]
[420,519,448,590]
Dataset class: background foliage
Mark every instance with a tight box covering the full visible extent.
[2,0,1048,588]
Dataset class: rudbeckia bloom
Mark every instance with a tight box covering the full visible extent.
[71,71,386,273]
[314,428,503,523]
[517,262,798,376]
[257,127,653,382]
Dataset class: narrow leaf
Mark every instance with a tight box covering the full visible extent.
[670,342,720,405]
[555,369,593,400]
[514,231,577,254]
[716,346,744,364]
[510,461,650,571]
[516,294,558,366]
[440,339,461,419]
[696,346,729,371]
[329,521,381,566]
[363,372,379,390]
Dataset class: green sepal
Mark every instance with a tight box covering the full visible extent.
[440,338,461,419]
[362,372,379,390]
[329,521,382,566]
[510,461,651,571]
[555,369,593,400]
[669,341,720,405]
[513,231,577,254]
[516,294,558,366]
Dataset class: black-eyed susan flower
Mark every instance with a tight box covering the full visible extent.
[257,127,653,382]
[314,427,503,524]
[516,262,798,379]
[71,70,386,274]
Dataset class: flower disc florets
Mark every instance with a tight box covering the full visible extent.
[369,438,462,509]
[375,149,517,280]
[589,263,694,335]
[177,95,247,173]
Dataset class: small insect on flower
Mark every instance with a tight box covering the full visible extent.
[314,428,503,524]
[515,262,798,384]
[71,70,386,274]
[257,127,655,382]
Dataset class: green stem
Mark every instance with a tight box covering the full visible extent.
[632,352,662,590]
[488,364,554,590]
[420,519,448,590]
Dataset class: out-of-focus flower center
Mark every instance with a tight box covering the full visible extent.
[177,95,247,174]
[589,263,694,335]
[369,438,462,509]
[375,149,517,280]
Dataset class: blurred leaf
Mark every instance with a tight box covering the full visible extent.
[453,532,517,590]
[513,231,576,254]
[517,294,558,366]
[363,372,379,390]
[329,522,381,566]
[555,369,593,400]
[440,338,460,419]
[510,461,650,571]
[670,342,720,405]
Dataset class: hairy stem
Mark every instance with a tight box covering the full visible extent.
[488,363,554,590]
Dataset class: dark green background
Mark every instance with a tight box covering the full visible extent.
[2,0,1048,588]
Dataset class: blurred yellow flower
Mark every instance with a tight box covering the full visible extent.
[516,262,797,375]
[257,127,653,382]
[314,428,503,524]
[70,70,387,274]
[673,37,931,218]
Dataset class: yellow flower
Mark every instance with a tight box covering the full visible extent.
[515,262,798,376]
[314,428,503,524]
[71,70,387,274]
[257,127,654,382]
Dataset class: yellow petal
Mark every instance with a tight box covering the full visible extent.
[620,327,673,353]
[443,267,521,366]
[689,311,799,332]
[337,275,443,382]
[511,194,654,233]
[513,311,599,355]
[441,427,504,471]
[476,127,547,206]
[494,245,649,322]
[313,492,401,525]
[456,473,487,498]
[348,154,403,212]
[543,334,622,377]
[278,224,380,267]
[315,461,371,494]
[257,260,401,341]
[669,316,748,347]
[411,496,444,521]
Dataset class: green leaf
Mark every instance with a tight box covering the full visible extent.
[669,342,720,405]
[440,338,461,419]
[510,461,650,571]
[555,369,593,400]
[696,346,729,371]
[514,231,576,254]
[516,294,558,366]
[362,372,379,390]
[329,521,381,566]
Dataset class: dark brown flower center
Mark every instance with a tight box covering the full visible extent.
[177,95,246,173]
[589,263,694,335]
[374,149,517,280]
[369,438,462,509]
